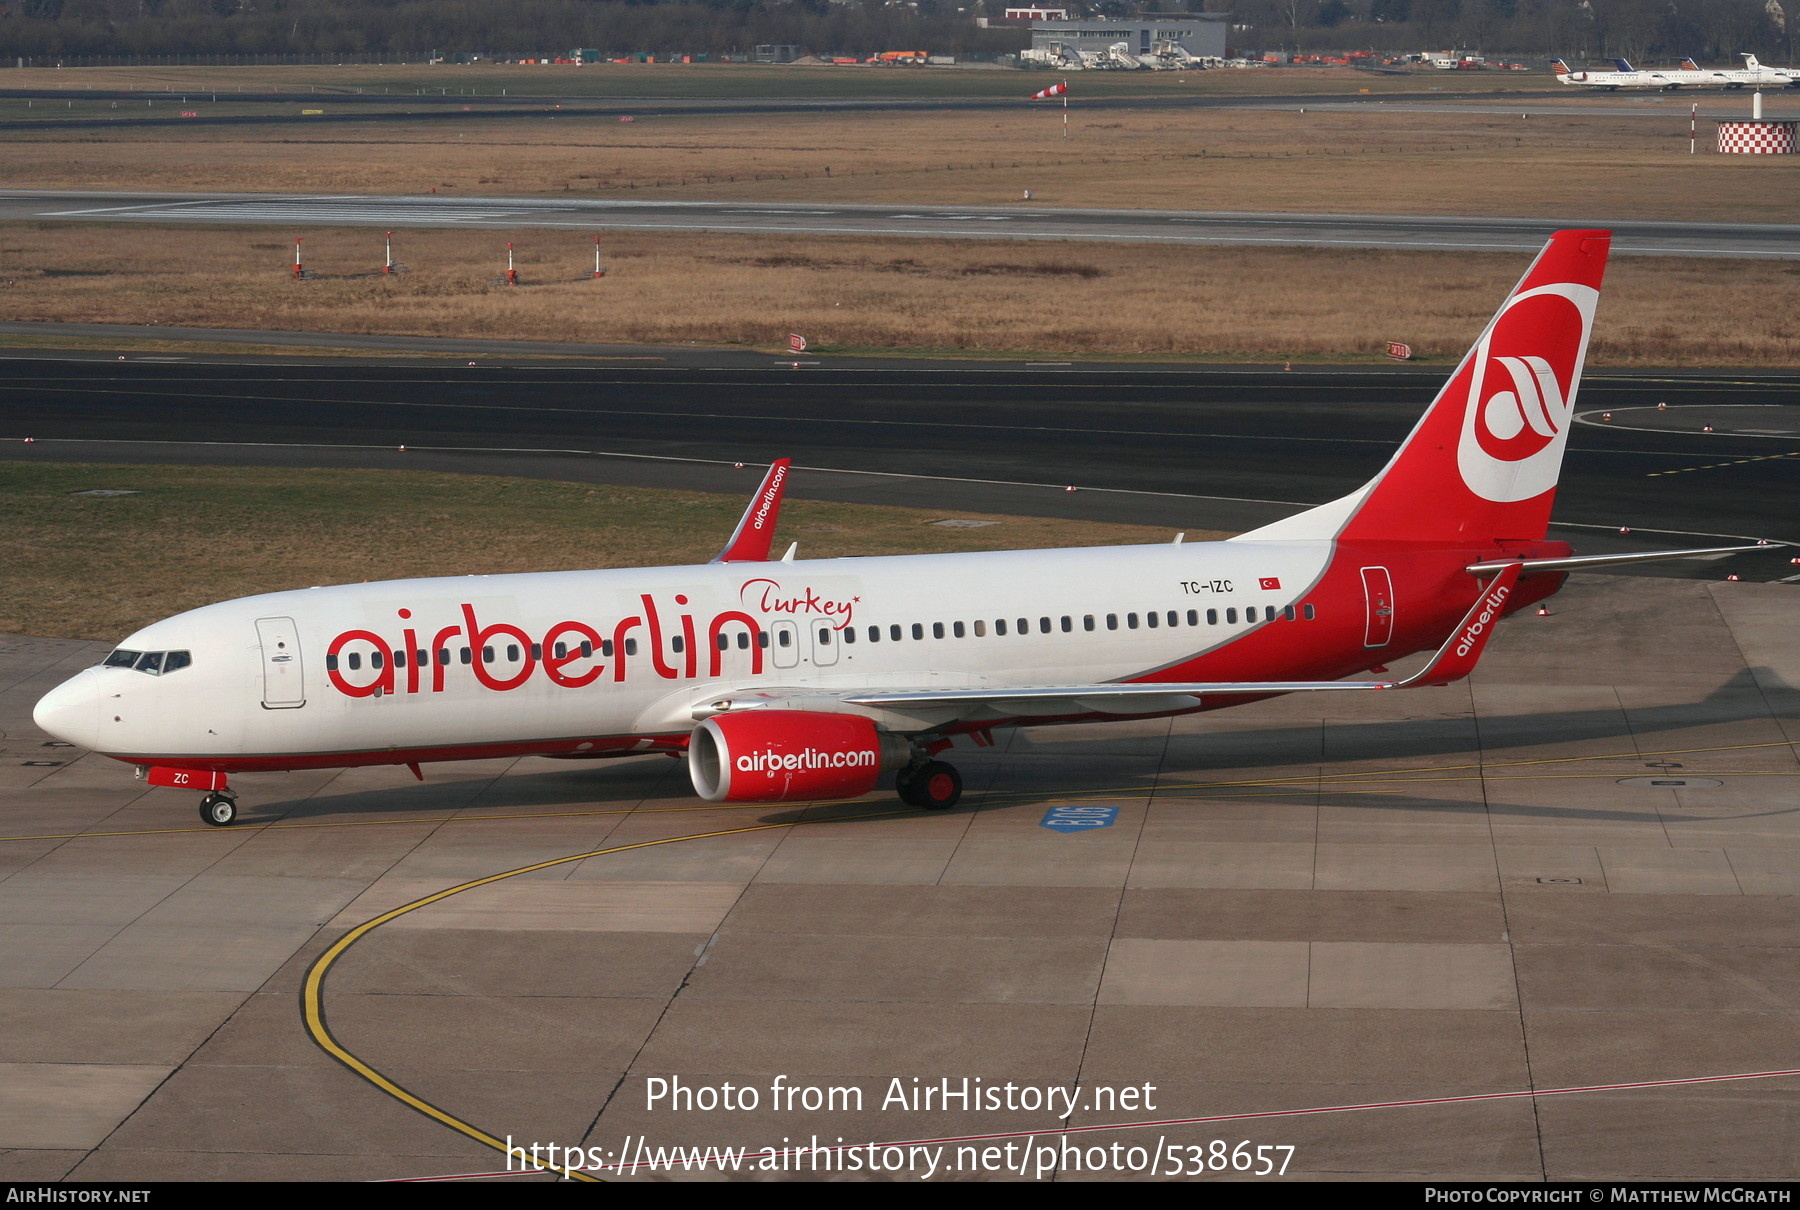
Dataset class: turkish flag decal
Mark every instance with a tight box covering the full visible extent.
[1259,577,1282,590]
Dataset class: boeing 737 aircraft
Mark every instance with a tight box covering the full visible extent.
[32,231,1766,825]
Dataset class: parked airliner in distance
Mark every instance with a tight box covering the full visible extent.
[32,230,1770,825]
[1689,54,1800,88]
[1552,57,1682,89]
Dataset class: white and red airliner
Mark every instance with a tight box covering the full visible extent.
[32,230,1762,825]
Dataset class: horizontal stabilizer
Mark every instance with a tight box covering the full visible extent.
[711,459,792,564]
[1466,543,1778,575]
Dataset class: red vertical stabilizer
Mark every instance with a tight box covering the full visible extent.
[1248,230,1610,549]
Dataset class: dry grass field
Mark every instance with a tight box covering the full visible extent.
[1,65,1795,361]
[0,462,1193,639]
[6,100,1800,220]
[1,222,1795,363]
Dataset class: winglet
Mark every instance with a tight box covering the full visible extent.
[711,459,792,564]
[1394,563,1524,688]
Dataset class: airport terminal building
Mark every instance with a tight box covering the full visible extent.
[1028,14,1229,60]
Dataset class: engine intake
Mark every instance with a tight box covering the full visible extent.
[688,710,908,803]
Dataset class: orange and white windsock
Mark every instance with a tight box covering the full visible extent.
[1031,82,1068,99]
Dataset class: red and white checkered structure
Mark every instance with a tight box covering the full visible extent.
[1716,119,1797,154]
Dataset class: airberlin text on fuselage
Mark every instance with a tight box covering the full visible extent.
[324,591,771,699]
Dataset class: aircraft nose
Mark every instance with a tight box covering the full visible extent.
[33,671,105,751]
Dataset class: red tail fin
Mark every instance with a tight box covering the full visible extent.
[1245,231,1610,547]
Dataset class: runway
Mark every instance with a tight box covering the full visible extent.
[1,357,1793,580]
[5,190,1798,257]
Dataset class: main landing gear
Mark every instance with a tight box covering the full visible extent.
[896,760,962,810]
[199,791,238,827]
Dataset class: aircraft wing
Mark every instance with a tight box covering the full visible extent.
[707,564,1524,722]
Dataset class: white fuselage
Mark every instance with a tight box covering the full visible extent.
[37,538,1356,770]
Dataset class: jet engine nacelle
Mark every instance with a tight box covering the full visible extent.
[688,710,909,803]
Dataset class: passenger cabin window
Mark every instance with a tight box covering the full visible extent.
[932,623,945,639]
[890,625,902,642]
[1105,614,1116,631]
[671,637,684,654]
[1060,616,1072,633]
[1304,604,1316,621]
[843,628,856,644]
[952,621,965,638]
[817,627,832,645]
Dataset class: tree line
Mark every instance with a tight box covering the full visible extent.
[0,0,1029,62]
[3,0,1792,68]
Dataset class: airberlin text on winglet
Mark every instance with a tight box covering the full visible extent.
[1454,580,1513,658]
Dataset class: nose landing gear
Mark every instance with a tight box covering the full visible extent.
[199,791,238,827]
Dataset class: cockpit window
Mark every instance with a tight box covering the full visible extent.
[102,649,191,675]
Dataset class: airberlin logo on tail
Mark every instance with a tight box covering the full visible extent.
[1454,582,1513,657]
[1456,282,1598,503]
